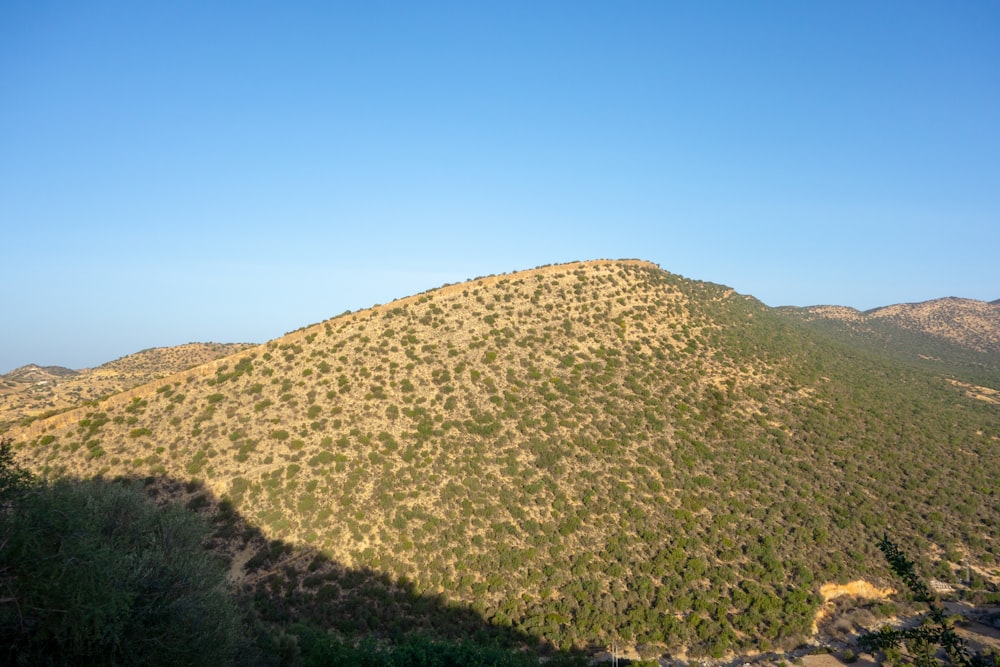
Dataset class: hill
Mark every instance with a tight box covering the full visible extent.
[9,260,1000,659]
[779,298,1000,392]
[865,297,1000,354]
[3,364,79,383]
[0,343,255,431]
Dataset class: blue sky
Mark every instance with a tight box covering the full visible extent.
[2,2,998,372]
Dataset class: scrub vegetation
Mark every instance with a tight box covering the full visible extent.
[6,259,999,663]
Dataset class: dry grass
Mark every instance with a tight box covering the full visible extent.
[867,298,1000,354]
[6,258,999,657]
[1,343,254,429]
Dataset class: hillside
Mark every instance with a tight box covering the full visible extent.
[10,260,1000,659]
[779,298,1000,391]
[867,297,1000,355]
[3,364,79,383]
[0,343,255,431]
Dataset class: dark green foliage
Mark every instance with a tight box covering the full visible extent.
[291,625,588,667]
[0,472,246,665]
[859,536,982,667]
[214,357,255,384]
[0,438,33,501]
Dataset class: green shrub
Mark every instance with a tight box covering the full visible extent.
[0,477,246,665]
[309,451,335,467]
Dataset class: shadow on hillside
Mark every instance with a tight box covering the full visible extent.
[131,474,573,658]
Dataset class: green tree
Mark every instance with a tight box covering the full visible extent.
[860,535,984,667]
[0,438,33,501]
[0,446,247,665]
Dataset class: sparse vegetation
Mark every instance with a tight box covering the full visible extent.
[860,536,985,667]
[1,343,254,432]
[4,260,999,661]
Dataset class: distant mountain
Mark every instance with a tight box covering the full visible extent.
[780,297,1000,389]
[8,261,999,660]
[1,343,254,431]
[4,364,78,383]
[865,297,1000,355]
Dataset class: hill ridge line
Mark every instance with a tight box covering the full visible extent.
[12,258,660,440]
[9,254,1000,658]
[270,258,661,346]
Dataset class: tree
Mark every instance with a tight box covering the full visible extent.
[0,440,248,665]
[0,437,33,502]
[859,535,986,667]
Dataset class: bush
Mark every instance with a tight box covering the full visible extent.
[0,475,247,665]
[0,439,33,501]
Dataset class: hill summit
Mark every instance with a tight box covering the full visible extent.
[865,297,1000,354]
[11,259,1000,658]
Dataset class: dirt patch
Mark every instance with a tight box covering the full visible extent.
[813,581,895,635]
[802,653,876,667]
[227,542,257,584]
[952,620,1000,664]
[820,582,895,603]
[947,378,1000,405]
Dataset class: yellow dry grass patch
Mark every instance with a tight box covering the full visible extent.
[819,581,894,603]
[812,580,895,635]
[947,378,1000,405]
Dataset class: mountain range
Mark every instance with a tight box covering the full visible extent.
[6,259,999,661]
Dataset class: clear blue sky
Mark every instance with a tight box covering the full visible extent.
[2,2,998,372]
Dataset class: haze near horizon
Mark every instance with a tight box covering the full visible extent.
[1,2,997,373]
